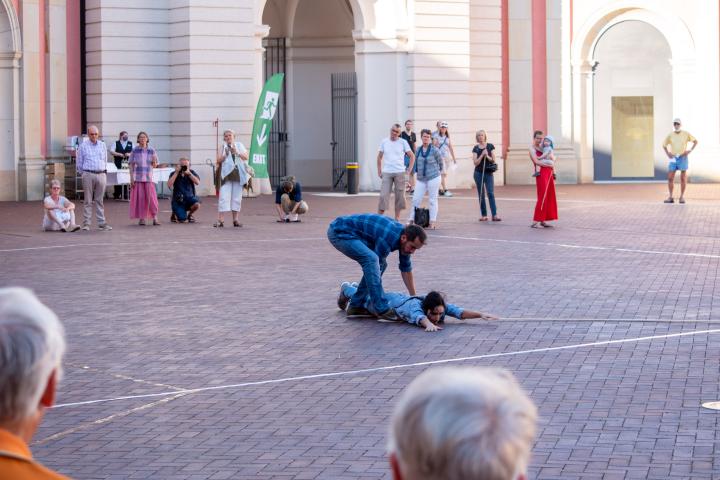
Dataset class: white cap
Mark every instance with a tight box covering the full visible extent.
[673,118,681,124]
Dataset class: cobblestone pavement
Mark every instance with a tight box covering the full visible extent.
[1,183,719,479]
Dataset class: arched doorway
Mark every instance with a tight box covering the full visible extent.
[262,0,356,189]
[592,20,671,181]
[0,0,19,200]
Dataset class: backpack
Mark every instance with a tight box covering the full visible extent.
[414,207,430,228]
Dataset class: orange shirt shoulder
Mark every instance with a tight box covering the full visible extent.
[0,429,70,479]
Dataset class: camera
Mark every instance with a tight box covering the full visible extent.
[180,165,188,172]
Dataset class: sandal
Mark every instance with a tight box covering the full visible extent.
[492,216,502,222]
[152,219,161,226]
[138,219,146,226]
[213,221,224,228]
[479,217,488,222]
[187,215,195,223]
[170,213,178,223]
[540,222,553,228]
[233,221,242,228]
[531,222,540,228]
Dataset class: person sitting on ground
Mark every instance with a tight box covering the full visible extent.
[167,157,201,223]
[388,366,537,480]
[275,176,308,223]
[42,179,80,232]
[337,282,496,332]
[0,287,69,479]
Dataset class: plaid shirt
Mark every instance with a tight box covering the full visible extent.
[129,147,157,183]
[76,139,108,172]
[328,214,412,272]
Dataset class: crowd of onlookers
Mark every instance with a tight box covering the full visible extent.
[43,126,309,231]
[0,288,537,479]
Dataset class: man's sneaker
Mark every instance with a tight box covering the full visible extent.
[346,306,374,318]
[376,308,399,321]
[81,225,90,231]
[98,224,113,231]
[444,190,454,197]
[337,282,352,311]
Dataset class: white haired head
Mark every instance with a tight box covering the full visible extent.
[389,367,537,480]
[0,288,66,423]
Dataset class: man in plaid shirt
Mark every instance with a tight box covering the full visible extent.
[76,125,112,231]
[327,213,426,320]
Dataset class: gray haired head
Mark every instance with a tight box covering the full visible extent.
[389,367,537,480]
[0,288,66,423]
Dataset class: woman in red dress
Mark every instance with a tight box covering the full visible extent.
[528,131,558,227]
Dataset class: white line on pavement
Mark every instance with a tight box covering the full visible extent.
[431,234,720,260]
[53,328,720,409]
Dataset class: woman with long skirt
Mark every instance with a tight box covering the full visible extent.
[529,131,558,228]
[129,131,160,226]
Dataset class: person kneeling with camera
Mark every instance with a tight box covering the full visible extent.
[168,157,201,223]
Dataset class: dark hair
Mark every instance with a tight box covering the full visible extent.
[119,131,128,139]
[405,119,413,126]
[420,128,432,137]
[421,291,446,316]
[402,224,427,244]
[533,130,543,139]
[137,131,149,143]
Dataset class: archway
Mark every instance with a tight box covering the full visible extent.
[0,0,20,200]
[262,0,356,189]
[592,20,671,181]
[570,4,696,182]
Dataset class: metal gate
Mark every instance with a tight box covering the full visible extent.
[330,72,358,191]
[263,38,288,187]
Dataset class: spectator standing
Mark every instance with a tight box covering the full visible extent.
[472,129,501,222]
[408,129,443,229]
[215,129,249,228]
[529,130,557,228]
[128,131,160,226]
[432,121,456,196]
[76,125,112,231]
[109,131,132,199]
[662,118,698,204]
[400,120,417,193]
[378,124,415,221]
[0,287,69,479]
[275,176,308,223]
[42,179,80,232]
[167,157,201,223]
[389,367,537,480]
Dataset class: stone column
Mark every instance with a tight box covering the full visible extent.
[18,0,45,200]
[571,59,595,183]
[353,31,407,191]
[48,0,68,164]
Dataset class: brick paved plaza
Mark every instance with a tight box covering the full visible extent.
[2,183,720,479]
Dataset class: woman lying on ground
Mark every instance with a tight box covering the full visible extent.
[337,282,497,332]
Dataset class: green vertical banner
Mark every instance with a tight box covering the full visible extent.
[249,73,284,195]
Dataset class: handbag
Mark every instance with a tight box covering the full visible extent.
[485,161,498,173]
[414,207,430,228]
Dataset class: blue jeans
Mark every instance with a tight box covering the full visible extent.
[473,169,496,217]
[171,195,199,221]
[328,228,389,313]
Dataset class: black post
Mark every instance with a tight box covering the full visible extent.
[346,162,358,194]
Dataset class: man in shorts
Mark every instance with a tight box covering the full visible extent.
[663,118,697,204]
[377,124,415,221]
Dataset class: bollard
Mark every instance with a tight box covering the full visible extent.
[346,162,359,194]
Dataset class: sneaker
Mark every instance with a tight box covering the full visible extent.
[346,306,374,318]
[81,225,90,231]
[98,224,113,231]
[70,225,81,232]
[663,198,674,204]
[337,282,352,311]
[376,308,399,321]
[444,190,453,197]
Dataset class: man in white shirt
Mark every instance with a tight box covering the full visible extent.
[377,123,415,221]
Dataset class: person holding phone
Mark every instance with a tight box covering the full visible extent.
[167,157,201,223]
[214,129,249,228]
